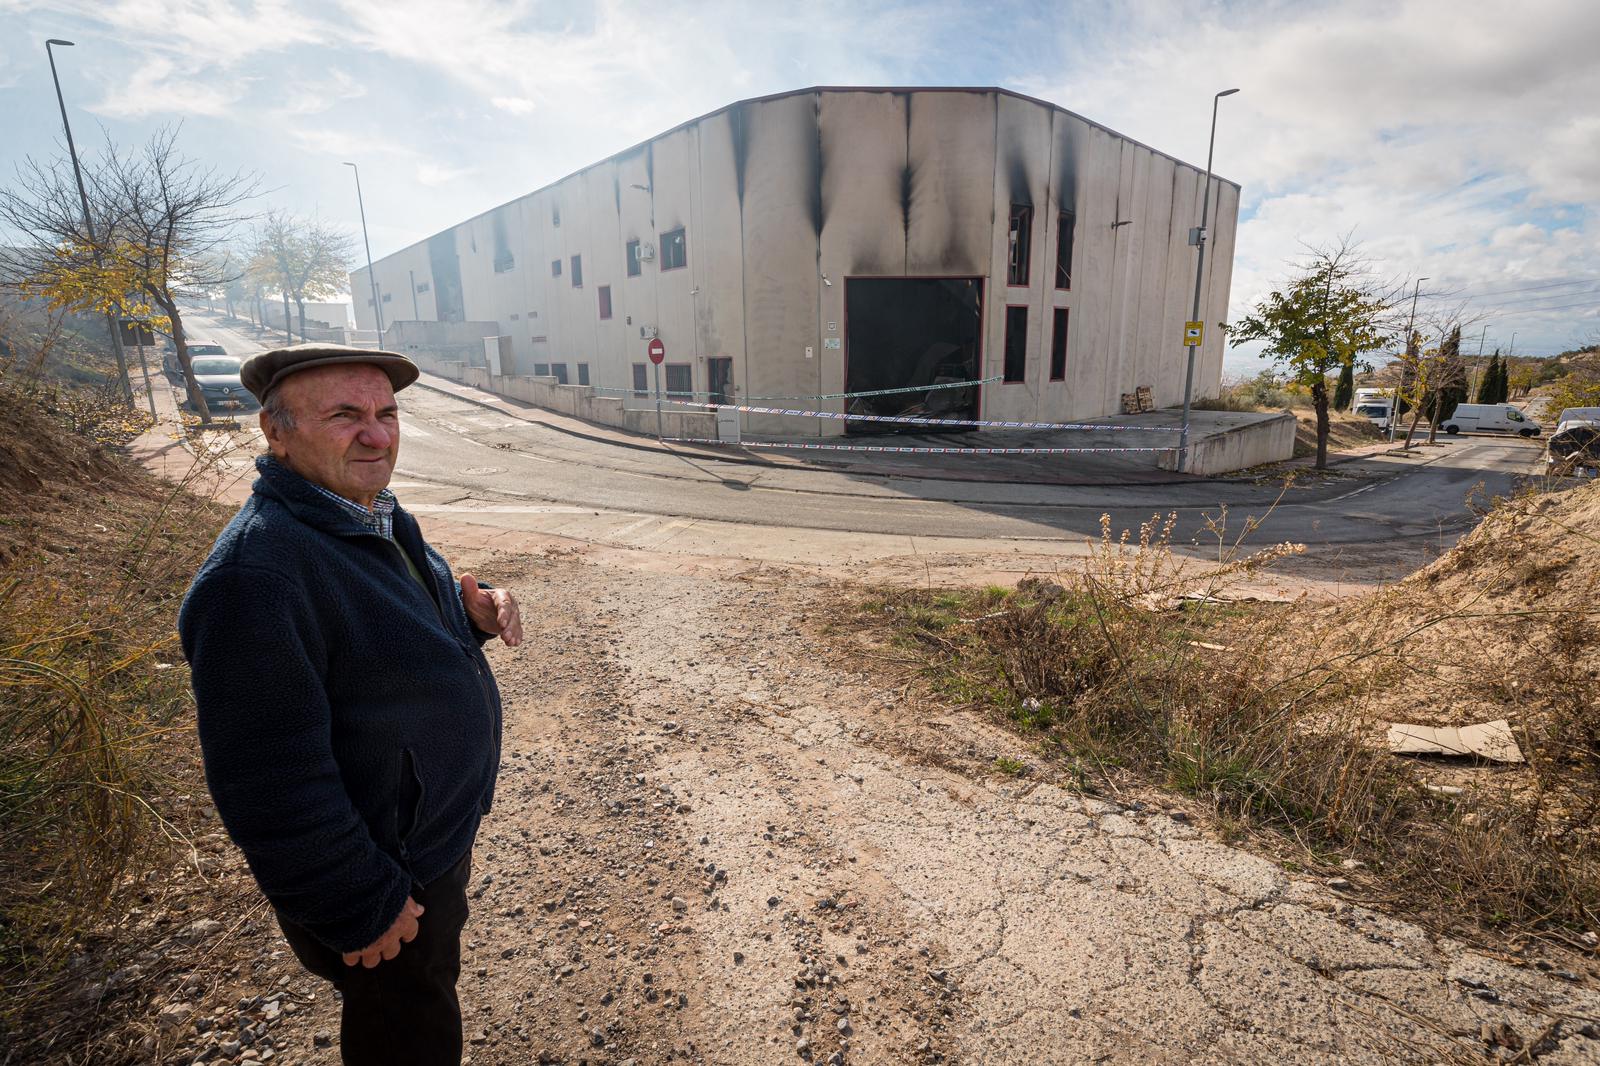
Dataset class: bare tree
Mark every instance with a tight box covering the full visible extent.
[95,127,257,424]
[250,213,354,344]
[0,126,255,425]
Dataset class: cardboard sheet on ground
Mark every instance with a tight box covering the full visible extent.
[1385,720,1524,763]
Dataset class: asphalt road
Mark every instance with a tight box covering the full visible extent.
[188,313,1540,549]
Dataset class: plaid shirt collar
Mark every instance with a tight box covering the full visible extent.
[260,456,398,541]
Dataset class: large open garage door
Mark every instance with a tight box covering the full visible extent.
[844,278,983,432]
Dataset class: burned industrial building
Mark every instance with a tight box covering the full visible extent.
[352,87,1240,436]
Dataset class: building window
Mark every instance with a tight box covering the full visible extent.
[550,362,569,385]
[533,362,550,377]
[570,255,582,288]
[577,363,590,387]
[1050,308,1069,381]
[553,205,560,227]
[626,240,642,277]
[631,363,648,396]
[551,259,562,278]
[1003,306,1027,383]
[1056,210,1076,290]
[660,228,687,271]
[598,285,612,320]
[1007,204,1032,287]
[381,293,392,303]
[416,281,430,293]
[493,252,514,274]
[665,363,692,395]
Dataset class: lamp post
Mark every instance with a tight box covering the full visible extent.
[343,162,385,350]
[1177,87,1239,473]
[1389,276,1428,442]
[46,38,135,407]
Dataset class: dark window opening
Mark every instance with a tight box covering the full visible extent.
[570,255,582,288]
[1003,306,1027,383]
[626,240,642,277]
[551,259,562,277]
[550,362,569,385]
[552,205,560,227]
[381,293,392,303]
[493,254,514,273]
[533,362,550,377]
[1056,210,1076,290]
[1049,308,1069,381]
[1007,204,1032,287]
[660,228,687,271]
[631,363,648,396]
[664,363,692,395]
[598,286,612,320]
[508,313,519,321]
[708,357,733,405]
[415,281,430,293]
[577,363,590,387]
[843,277,984,430]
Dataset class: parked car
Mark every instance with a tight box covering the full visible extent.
[163,342,229,380]
[186,355,258,414]
[1441,402,1541,438]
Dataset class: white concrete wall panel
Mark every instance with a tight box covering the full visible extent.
[739,94,825,436]
[905,92,994,278]
[691,114,750,404]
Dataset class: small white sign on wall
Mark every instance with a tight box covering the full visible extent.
[823,338,841,350]
[805,346,814,359]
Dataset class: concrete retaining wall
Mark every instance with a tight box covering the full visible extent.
[1160,410,1296,476]
[426,357,717,440]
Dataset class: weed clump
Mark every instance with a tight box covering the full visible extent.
[866,487,1600,936]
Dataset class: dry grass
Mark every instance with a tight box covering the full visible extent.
[858,484,1600,940]
[0,382,235,1056]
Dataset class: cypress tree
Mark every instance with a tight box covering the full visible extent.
[1495,353,1510,402]
[1476,351,1499,403]
[1334,358,1355,410]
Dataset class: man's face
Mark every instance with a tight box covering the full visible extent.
[260,364,399,507]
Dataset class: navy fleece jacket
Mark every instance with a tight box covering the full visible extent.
[178,457,503,953]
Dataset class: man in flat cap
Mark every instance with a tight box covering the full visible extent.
[180,344,522,1065]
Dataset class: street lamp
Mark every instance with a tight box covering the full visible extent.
[1390,276,1428,442]
[1177,87,1239,473]
[343,162,385,350]
[45,38,135,407]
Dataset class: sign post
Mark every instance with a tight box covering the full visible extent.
[120,318,158,422]
[647,337,666,440]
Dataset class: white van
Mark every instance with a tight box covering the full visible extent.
[1442,403,1541,438]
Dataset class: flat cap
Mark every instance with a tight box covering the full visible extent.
[240,343,420,402]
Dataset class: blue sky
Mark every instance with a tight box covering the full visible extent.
[2,0,1596,376]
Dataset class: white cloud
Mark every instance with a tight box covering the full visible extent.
[1023,0,1600,360]
[279,69,366,116]
[90,56,243,118]
[416,161,475,187]
[490,96,536,115]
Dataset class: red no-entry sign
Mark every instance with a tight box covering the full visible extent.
[647,338,665,365]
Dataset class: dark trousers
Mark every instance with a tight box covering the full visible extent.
[276,851,472,1066]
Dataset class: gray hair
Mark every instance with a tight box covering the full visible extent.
[262,388,297,434]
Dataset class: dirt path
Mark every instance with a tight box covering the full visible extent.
[150,537,1600,1065]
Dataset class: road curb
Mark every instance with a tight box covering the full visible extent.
[410,377,1250,490]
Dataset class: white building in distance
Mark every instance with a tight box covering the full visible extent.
[353,86,1239,435]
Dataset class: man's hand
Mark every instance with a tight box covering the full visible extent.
[459,573,523,647]
[343,896,424,969]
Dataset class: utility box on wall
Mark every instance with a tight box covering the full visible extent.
[715,405,741,443]
[482,335,515,376]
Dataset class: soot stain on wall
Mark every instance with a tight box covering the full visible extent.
[1055,121,1079,211]
[427,230,464,323]
[728,102,750,205]
[807,94,824,238]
